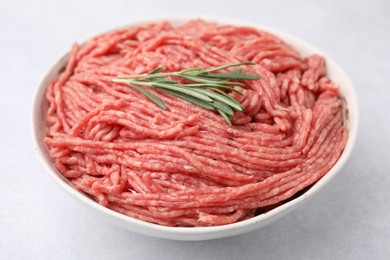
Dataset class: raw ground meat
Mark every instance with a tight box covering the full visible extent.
[44,20,348,227]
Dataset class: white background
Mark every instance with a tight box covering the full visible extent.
[1,0,389,259]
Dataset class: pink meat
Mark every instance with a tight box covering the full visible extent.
[44,20,348,227]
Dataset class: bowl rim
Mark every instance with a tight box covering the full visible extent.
[32,15,359,239]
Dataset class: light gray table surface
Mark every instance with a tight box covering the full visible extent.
[1,0,389,259]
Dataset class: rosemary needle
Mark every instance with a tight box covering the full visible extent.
[110,63,259,125]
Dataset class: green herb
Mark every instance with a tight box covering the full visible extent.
[110,62,259,125]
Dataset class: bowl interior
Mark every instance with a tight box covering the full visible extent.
[32,17,358,241]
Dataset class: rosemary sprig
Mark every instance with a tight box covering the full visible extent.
[110,62,259,125]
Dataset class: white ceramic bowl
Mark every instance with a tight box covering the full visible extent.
[32,17,358,241]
